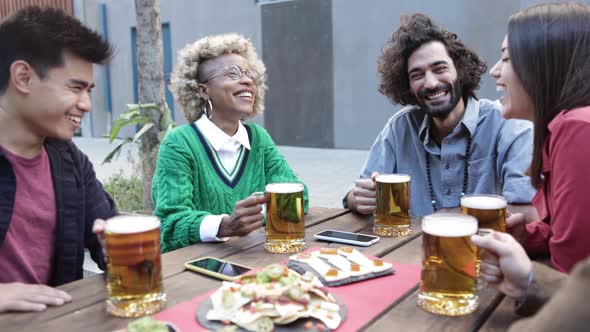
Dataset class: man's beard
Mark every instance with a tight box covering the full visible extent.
[417,81,463,119]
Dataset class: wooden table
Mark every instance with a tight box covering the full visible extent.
[0,208,563,331]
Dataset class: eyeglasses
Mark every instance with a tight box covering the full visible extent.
[202,64,262,84]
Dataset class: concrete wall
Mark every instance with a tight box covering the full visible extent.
[261,0,334,147]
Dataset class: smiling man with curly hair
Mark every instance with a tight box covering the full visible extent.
[344,14,535,218]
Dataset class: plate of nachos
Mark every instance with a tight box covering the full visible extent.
[196,264,345,331]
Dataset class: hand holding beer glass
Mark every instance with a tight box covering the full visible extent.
[263,183,306,253]
[374,174,411,237]
[104,215,166,317]
[460,194,507,287]
[418,213,479,316]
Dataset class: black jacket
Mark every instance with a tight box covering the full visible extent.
[0,139,117,286]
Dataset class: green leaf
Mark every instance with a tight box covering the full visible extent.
[138,103,158,109]
[132,122,155,143]
[126,104,140,112]
[109,113,150,142]
[102,138,132,164]
[119,109,140,120]
[160,105,176,129]
[105,101,178,163]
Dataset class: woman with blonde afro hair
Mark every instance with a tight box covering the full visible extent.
[169,33,267,123]
[152,34,308,252]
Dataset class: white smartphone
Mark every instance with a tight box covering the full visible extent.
[314,229,380,247]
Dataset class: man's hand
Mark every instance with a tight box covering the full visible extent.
[218,195,266,238]
[347,173,378,215]
[471,231,533,299]
[92,219,107,259]
[506,212,528,246]
[0,283,72,312]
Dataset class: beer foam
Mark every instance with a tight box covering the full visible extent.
[461,195,506,210]
[265,182,304,193]
[376,174,410,183]
[422,213,477,237]
[105,215,160,234]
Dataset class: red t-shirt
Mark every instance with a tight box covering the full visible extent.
[0,146,56,284]
[526,106,590,273]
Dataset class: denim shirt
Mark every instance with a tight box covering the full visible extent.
[355,97,535,217]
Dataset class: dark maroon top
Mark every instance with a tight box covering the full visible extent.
[0,146,56,283]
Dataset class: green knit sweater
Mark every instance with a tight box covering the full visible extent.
[152,122,309,252]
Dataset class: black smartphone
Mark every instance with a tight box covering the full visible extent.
[314,229,380,246]
[184,257,253,281]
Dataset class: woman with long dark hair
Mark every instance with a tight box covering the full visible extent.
[490,2,590,273]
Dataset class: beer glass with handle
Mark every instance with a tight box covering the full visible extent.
[105,215,166,317]
[460,194,507,287]
[264,182,306,253]
[374,174,411,237]
[460,194,507,232]
[418,213,478,316]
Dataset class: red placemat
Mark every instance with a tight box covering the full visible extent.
[151,259,421,331]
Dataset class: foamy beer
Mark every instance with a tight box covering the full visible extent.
[264,182,306,253]
[105,215,166,317]
[460,194,507,232]
[374,174,411,237]
[418,213,478,316]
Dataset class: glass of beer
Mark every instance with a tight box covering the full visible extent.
[105,215,166,317]
[460,194,507,232]
[461,194,507,287]
[418,213,478,316]
[264,182,306,254]
[374,174,411,237]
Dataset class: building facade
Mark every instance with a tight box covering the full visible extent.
[20,0,585,148]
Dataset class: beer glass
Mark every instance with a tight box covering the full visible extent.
[460,194,507,232]
[374,174,411,237]
[461,194,507,288]
[418,213,478,316]
[105,215,166,317]
[264,182,306,253]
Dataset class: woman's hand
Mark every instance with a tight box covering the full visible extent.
[471,231,533,299]
[218,195,266,237]
[506,212,528,246]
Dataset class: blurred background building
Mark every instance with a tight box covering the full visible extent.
[3,0,588,149]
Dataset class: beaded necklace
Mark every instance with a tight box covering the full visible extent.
[425,135,472,211]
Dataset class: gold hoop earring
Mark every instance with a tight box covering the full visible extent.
[203,99,213,119]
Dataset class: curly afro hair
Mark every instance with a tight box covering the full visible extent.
[377,14,486,106]
[169,33,267,122]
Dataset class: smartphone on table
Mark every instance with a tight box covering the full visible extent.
[314,229,380,246]
[184,257,253,281]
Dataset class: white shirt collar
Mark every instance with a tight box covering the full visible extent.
[195,114,251,151]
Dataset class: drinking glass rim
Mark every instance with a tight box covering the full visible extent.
[375,173,411,183]
[264,182,304,193]
[460,194,507,209]
[105,215,160,234]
